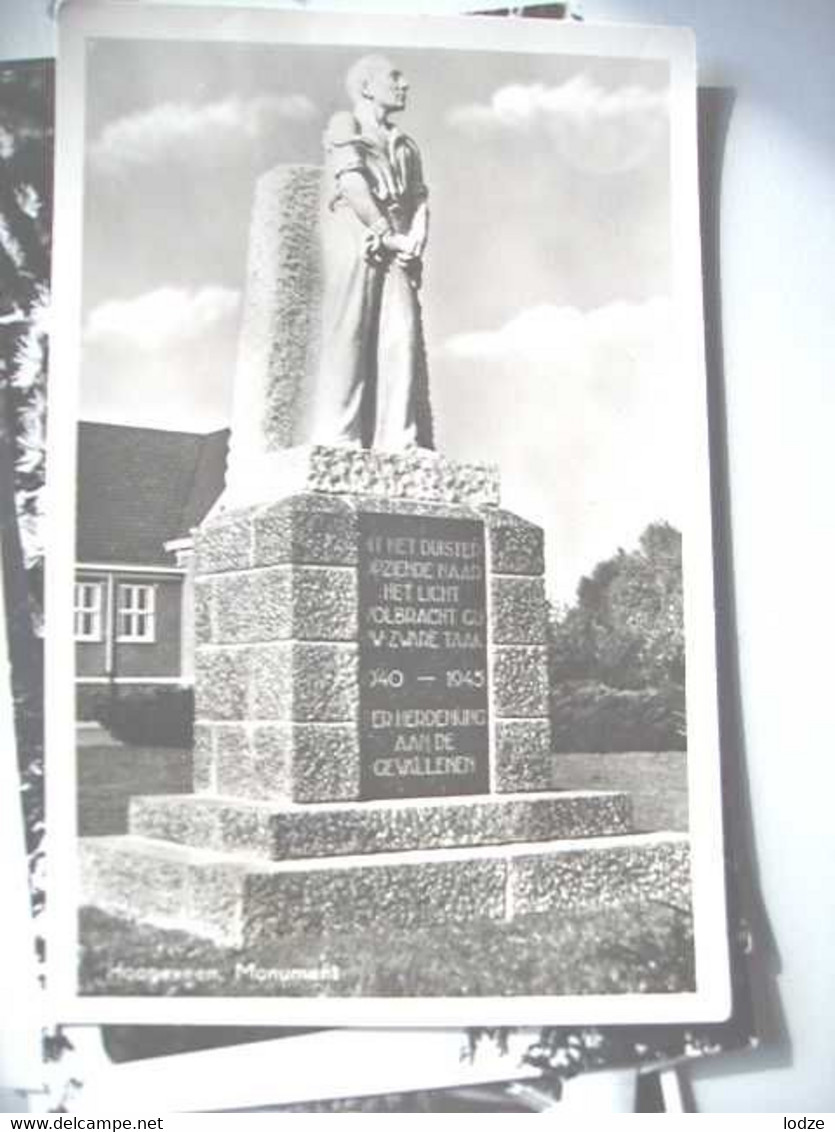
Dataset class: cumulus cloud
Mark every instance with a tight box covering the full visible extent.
[447,74,667,174]
[90,94,317,175]
[443,296,675,448]
[437,296,683,601]
[446,296,670,368]
[84,286,240,353]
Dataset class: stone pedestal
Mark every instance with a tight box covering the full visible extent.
[194,446,551,803]
[80,449,691,953]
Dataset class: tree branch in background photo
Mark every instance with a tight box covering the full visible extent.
[0,58,52,928]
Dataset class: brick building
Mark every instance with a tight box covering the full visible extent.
[74,421,228,711]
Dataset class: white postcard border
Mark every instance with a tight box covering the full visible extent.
[48,0,731,1026]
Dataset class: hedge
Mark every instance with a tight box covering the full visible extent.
[549,679,686,752]
[80,685,194,748]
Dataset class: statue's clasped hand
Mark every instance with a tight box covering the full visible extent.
[364,226,422,267]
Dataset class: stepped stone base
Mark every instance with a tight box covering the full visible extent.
[79,832,690,948]
[81,453,692,968]
[128,790,633,861]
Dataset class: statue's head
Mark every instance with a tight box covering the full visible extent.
[346,54,409,114]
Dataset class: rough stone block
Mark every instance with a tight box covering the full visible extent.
[192,723,214,793]
[490,575,547,645]
[131,794,219,851]
[251,642,358,722]
[243,856,507,941]
[129,795,264,857]
[195,648,250,721]
[79,837,188,923]
[130,791,633,861]
[195,512,254,575]
[211,570,292,643]
[216,805,275,858]
[194,580,213,646]
[510,834,692,914]
[208,565,357,644]
[193,721,358,803]
[80,832,692,949]
[226,446,500,510]
[494,718,553,793]
[79,837,247,946]
[252,494,358,568]
[309,446,500,506]
[491,646,549,717]
[218,723,291,799]
[282,723,360,802]
[485,510,545,576]
[184,861,246,944]
[288,567,357,641]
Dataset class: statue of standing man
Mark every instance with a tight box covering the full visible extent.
[310,55,434,451]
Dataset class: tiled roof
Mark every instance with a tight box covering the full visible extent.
[76,422,229,565]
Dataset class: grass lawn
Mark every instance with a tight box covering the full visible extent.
[78,742,192,836]
[77,740,692,999]
[77,743,687,836]
[79,899,694,999]
[550,752,688,833]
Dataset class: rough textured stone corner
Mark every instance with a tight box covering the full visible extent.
[492,645,550,718]
[129,790,634,860]
[484,510,545,576]
[197,494,358,576]
[79,831,692,948]
[510,834,692,915]
[490,575,548,645]
[191,721,359,804]
[494,719,553,793]
[203,564,357,645]
[299,446,501,507]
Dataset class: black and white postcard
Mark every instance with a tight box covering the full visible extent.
[48,1,730,1025]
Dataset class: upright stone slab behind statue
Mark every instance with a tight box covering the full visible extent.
[226,165,322,499]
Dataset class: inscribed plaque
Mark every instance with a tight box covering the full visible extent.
[358,513,490,800]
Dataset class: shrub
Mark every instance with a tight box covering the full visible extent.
[93,685,194,748]
[77,685,112,723]
[549,680,686,752]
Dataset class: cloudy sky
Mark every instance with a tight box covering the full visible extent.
[80,35,680,603]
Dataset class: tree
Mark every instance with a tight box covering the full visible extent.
[549,521,685,691]
[0,60,53,914]
[547,523,686,750]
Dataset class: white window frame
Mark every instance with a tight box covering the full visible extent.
[116,583,156,643]
[74,581,103,642]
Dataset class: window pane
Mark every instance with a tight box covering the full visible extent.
[74,582,102,639]
[115,584,155,641]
